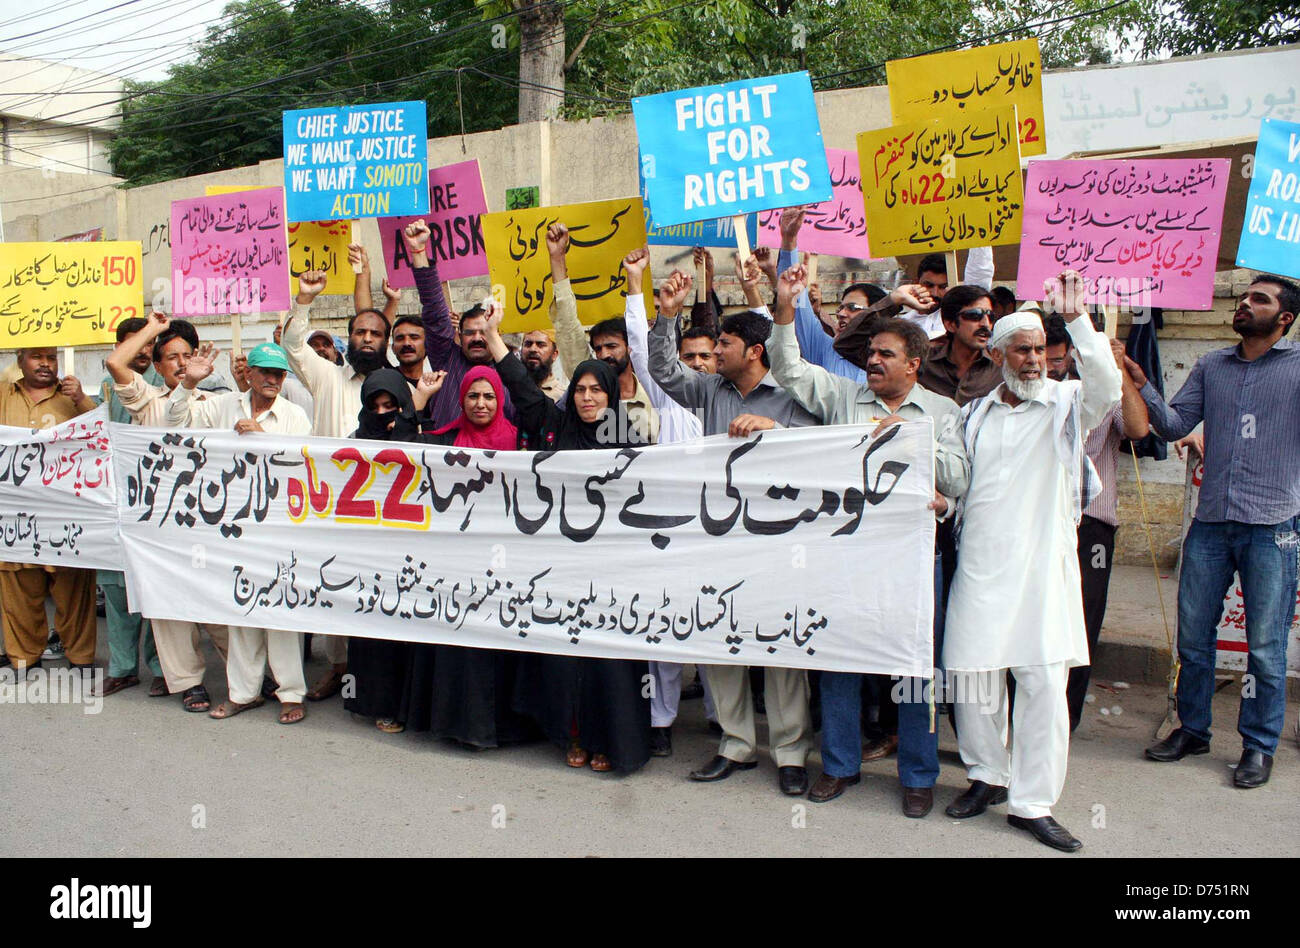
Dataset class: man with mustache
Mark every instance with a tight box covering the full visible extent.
[546,222,658,444]
[520,328,565,402]
[1134,274,1300,789]
[1044,317,1151,731]
[165,341,313,725]
[942,270,1120,853]
[648,268,820,796]
[108,312,232,711]
[0,347,98,675]
[281,269,389,701]
[404,219,516,428]
[835,285,1003,409]
[770,263,968,817]
[390,315,429,399]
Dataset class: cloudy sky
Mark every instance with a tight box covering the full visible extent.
[0,0,244,85]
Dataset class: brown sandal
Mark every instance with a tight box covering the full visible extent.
[278,702,305,725]
[209,697,265,719]
[590,753,613,772]
[376,718,404,733]
[306,669,345,701]
[148,676,169,697]
[566,742,590,768]
[94,675,139,697]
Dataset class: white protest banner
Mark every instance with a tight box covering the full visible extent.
[111,423,936,676]
[0,408,119,571]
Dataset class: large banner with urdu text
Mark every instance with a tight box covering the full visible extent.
[1,417,936,676]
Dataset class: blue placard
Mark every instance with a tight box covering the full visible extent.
[639,169,757,246]
[1238,118,1300,280]
[282,101,431,223]
[632,71,833,230]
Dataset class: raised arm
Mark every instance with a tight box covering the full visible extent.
[350,243,374,316]
[622,247,682,420]
[280,270,335,398]
[1109,338,1150,439]
[401,219,455,373]
[1047,271,1121,431]
[770,264,854,422]
[107,310,168,385]
[545,222,592,377]
[484,300,560,443]
[647,270,709,411]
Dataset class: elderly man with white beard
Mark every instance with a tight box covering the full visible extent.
[942,270,1121,853]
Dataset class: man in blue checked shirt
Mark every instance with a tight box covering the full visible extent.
[1132,274,1300,789]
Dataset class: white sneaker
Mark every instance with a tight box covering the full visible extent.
[42,632,64,661]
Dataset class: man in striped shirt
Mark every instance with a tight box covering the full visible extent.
[1132,274,1300,788]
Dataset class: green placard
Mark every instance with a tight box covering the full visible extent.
[505,186,540,210]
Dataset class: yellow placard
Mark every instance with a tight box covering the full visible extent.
[856,105,1024,256]
[887,39,1045,158]
[205,185,353,295]
[0,241,143,349]
[482,197,655,334]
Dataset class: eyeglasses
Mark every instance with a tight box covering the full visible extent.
[837,302,871,314]
[958,308,994,322]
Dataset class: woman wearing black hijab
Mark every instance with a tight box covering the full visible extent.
[483,302,654,774]
[344,369,426,733]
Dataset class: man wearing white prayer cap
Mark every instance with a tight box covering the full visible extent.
[941,270,1121,852]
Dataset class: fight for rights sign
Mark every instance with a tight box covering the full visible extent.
[632,72,833,229]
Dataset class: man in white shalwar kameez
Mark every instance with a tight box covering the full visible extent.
[942,271,1121,852]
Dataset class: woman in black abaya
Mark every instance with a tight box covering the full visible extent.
[483,303,653,774]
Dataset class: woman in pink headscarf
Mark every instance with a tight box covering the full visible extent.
[423,364,519,450]
[402,364,540,749]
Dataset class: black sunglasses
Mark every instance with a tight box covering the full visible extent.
[958,308,994,322]
[837,301,871,314]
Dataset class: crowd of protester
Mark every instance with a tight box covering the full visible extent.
[4,207,1298,854]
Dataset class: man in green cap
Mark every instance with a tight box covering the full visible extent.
[166,340,314,725]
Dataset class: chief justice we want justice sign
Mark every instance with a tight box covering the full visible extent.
[633,72,833,229]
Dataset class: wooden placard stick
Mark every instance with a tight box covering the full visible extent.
[231,314,242,358]
[805,252,818,286]
[1102,303,1119,340]
[350,221,363,274]
[945,250,959,287]
[695,250,707,306]
[733,214,751,263]
[60,346,75,380]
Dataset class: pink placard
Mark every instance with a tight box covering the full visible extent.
[757,148,870,258]
[380,159,489,287]
[1016,159,1229,310]
[170,187,291,315]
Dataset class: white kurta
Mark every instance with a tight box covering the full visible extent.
[943,315,1121,672]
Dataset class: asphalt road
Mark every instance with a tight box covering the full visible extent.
[3,632,1297,858]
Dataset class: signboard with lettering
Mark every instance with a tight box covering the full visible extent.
[379,160,490,288]
[1017,159,1230,310]
[282,101,430,222]
[482,197,653,334]
[857,106,1024,255]
[0,242,142,348]
[632,72,833,229]
[170,188,291,315]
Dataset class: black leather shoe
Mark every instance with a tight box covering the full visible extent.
[778,766,809,796]
[1145,728,1210,762]
[689,755,758,781]
[807,772,859,803]
[1007,815,1082,853]
[680,676,704,700]
[902,787,934,818]
[944,780,1008,819]
[650,726,673,758]
[1232,749,1273,788]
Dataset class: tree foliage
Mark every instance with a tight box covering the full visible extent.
[1142,0,1299,56]
[110,0,518,185]
[109,0,1292,185]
